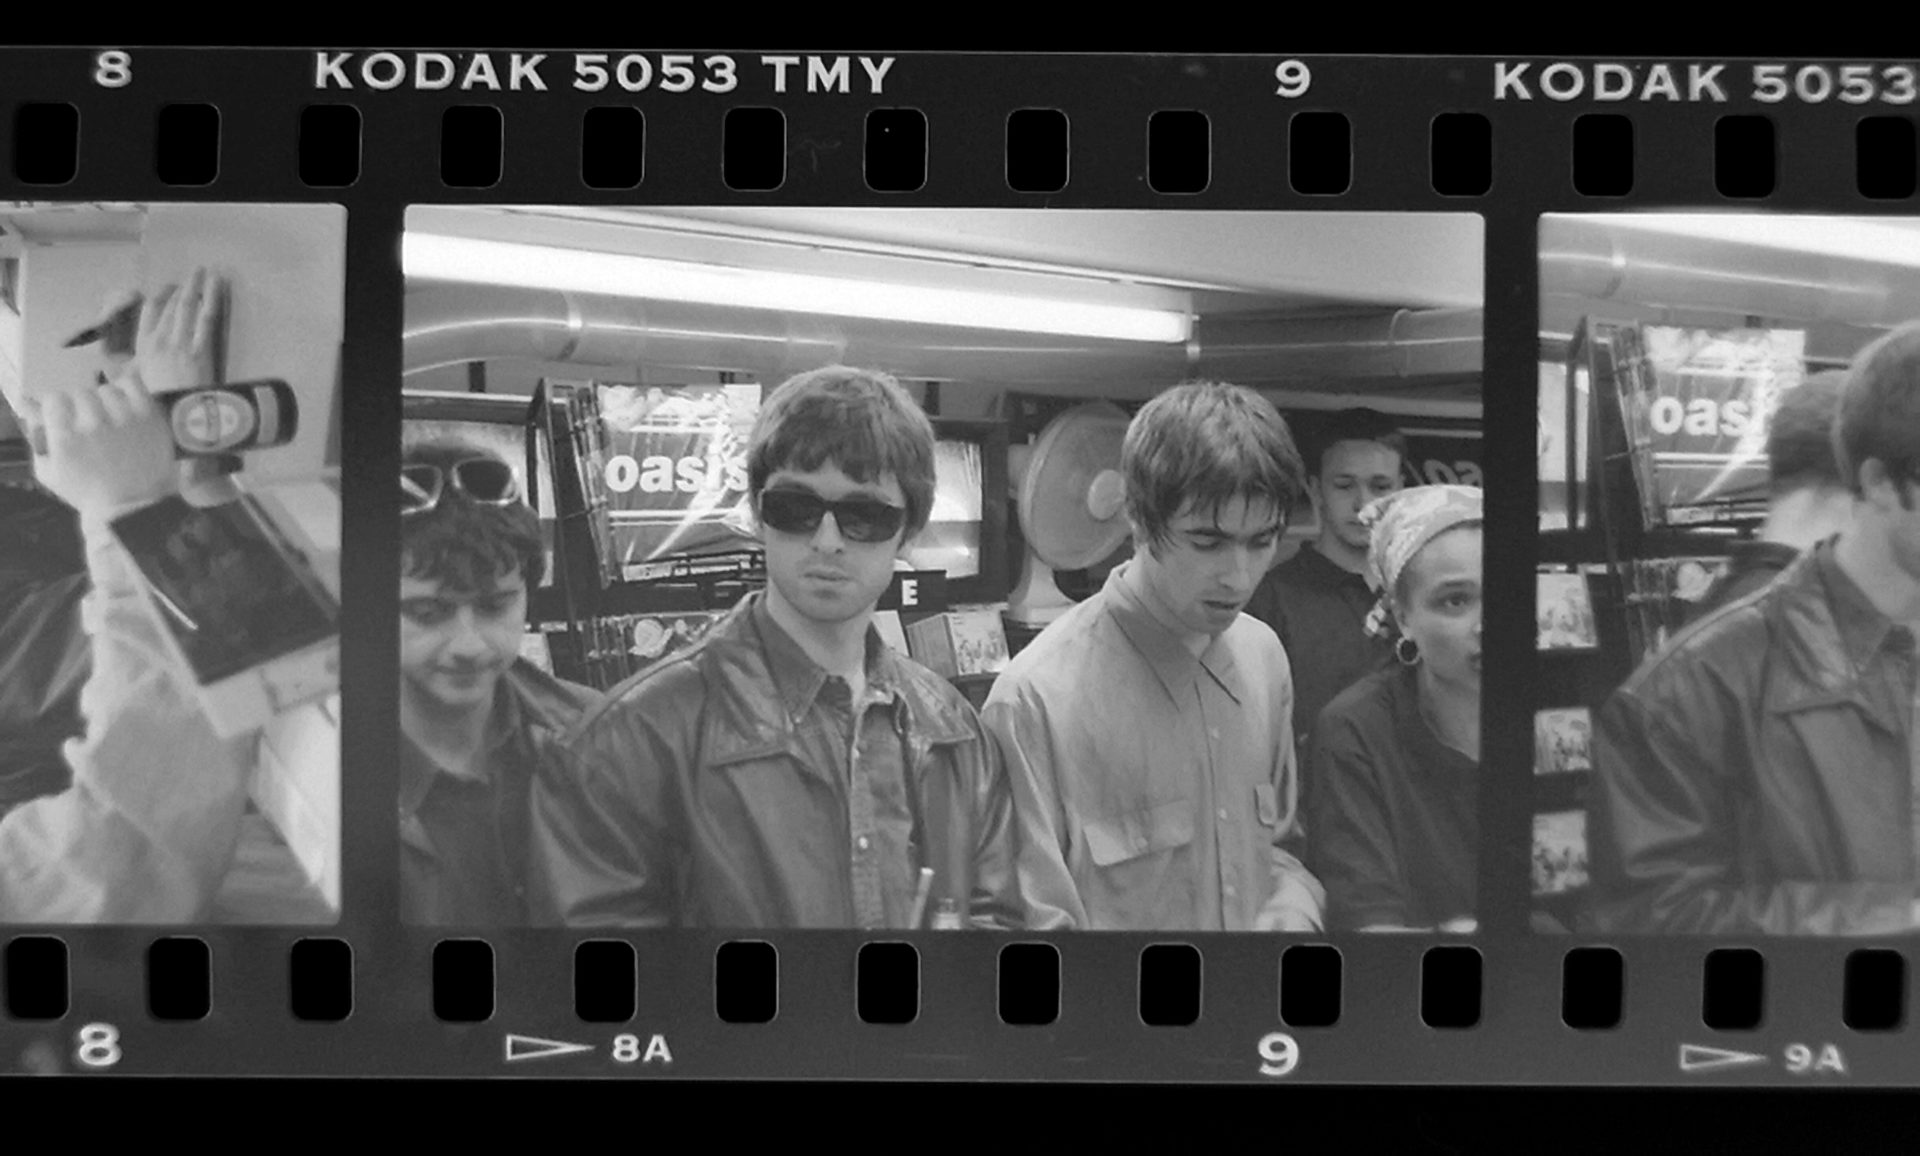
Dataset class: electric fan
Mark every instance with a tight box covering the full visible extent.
[1005,401,1132,628]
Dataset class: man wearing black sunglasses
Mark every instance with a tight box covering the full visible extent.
[398,440,599,926]
[529,366,1025,930]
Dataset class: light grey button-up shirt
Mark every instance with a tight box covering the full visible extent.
[982,563,1325,931]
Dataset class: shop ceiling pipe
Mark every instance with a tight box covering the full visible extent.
[402,284,1482,388]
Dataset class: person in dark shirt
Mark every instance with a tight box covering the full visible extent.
[0,476,89,819]
[1246,408,1408,783]
[1688,370,1853,623]
[398,439,598,926]
[1307,484,1482,934]
[0,297,136,820]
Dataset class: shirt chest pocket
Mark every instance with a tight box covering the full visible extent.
[703,727,840,813]
[1084,797,1197,868]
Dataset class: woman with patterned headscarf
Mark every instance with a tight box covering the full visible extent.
[1305,484,1482,934]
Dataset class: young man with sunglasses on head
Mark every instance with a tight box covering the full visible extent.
[398,440,599,926]
[528,366,1025,930]
[982,381,1326,931]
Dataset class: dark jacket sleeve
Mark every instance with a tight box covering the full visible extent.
[958,709,1025,931]
[0,572,91,720]
[1306,709,1412,931]
[1584,686,1916,936]
[527,699,681,929]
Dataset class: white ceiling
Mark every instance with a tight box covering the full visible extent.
[0,204,147,246]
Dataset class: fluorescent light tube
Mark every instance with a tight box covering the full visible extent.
[1581,213,1920,268]
[403,233,1192,344]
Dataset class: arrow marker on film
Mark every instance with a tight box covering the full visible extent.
[505,1034,596,1063]
[1679,1044,1769,1074]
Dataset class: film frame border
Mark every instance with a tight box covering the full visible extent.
[0,48,1915,1085]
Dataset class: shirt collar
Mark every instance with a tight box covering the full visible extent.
[398,674,524,820]
[749,591,902,723]
[1103,562,1244,706]
[1728,539,1801,572]
[1293,541,1371,590]
[1812,536,1911,667]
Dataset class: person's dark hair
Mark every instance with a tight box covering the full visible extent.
[1123,380,1306,555]
[747,365,937,540]
[400,438,545,593]
[1766,370,1848,497]
[1314,407,1408,479]
[1835,322,1920,508]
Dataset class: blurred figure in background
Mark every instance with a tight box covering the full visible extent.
[1687,370,1853,623]
[1586,324,1920,935]
[0,439,88,819]
[1246,408,1407,787]
[0,291,142,819]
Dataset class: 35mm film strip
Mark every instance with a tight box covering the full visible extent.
[1,49,1918,1088]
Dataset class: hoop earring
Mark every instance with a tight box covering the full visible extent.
[1395,636,1421,666]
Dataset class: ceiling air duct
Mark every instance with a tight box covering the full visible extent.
[1540,215,1920,329]
[404,284,1482,389]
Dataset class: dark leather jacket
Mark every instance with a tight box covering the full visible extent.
[0,486,88,816]
[1584,539,1919,936]
[528,592,1025,930]
[1684,540,1799,627]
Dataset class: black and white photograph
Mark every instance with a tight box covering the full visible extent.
[0,202,344,925]
[400,206,1484,932]
[1535,569,1600,650]
[1538,212,1920,936]
[1533,707,1592,777]
[1531,810,1589,898]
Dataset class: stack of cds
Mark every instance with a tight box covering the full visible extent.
[547,381,623,589]
[541,610,732,690]
[1620,555,1732,662]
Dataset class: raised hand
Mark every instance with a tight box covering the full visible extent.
[32,368,176,519]
[135,266,225,396]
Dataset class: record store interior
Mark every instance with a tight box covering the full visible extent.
[1533,212,1920,931]
[400,207,1485,711]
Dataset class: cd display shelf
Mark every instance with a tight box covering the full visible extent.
[1532,318,1760,932]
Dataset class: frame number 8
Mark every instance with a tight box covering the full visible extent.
[76,1023,122,1069]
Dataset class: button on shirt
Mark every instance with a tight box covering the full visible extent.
[795,640,916,933]
[982,563,1325,931]
[1245,542,1393,768]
